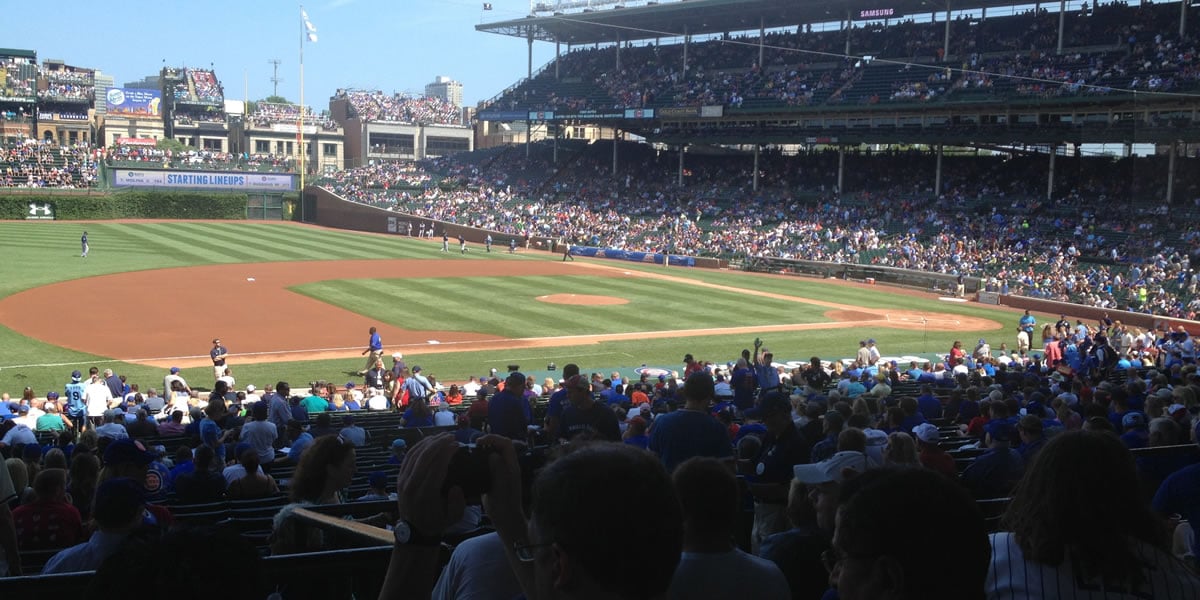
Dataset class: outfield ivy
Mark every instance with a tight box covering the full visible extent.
[0,191,249,220]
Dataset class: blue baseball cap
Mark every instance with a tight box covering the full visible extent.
[71,370,82,382]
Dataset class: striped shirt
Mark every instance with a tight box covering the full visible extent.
[987,531,1200,600]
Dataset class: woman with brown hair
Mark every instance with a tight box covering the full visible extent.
[882,431,920,466]
[270,435,386,554]
[987,430,1200,598]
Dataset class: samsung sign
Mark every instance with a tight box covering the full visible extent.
[112,169,296,191]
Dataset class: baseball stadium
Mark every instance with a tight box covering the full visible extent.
[3,0,1200,597]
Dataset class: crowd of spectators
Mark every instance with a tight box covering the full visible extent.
[250,102,336,131]
[36,67,93,103]
[333,89,462,126]
[483,2,1200,114]
[104,144,295,173]
[0,141,97,188]
[6,328,1200,599]
[0,57,36,101]
[321,142,1200,318]
[188,69,220,103]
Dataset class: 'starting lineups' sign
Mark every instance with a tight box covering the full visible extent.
[112,169,296,191]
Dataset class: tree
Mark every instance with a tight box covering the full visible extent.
[156,138,189,153]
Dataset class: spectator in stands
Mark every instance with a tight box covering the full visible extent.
[1015,414,1048,462]
[67,452,99,523]
[401,398,435,428]
[831,467,989,600]
[623,415,650,449]
[301,385,329,415]
[88,525,263,600]
[544,363,581,440]
[1120,411,1151,449]
[388,439,408,465]
[356,471,393,502]
[0,416,37,450]
[172,446,226,503]
[744,391,812,553]
[266,382,292,439]
[12,467,82,551]
[670,456,790,599]
[1153,421,1200,569]
[992,430,1200,597]
[94,409,129,440]
[882,432,920,466]
[283,420,314,464]
[35,396,71,433]
[557,374,620,442]
[126,409,158,439]
[488,372,531,440]
[226,448,278,500]
[158,410,186,435]
[339,414,368,446]
[311,412,338,438]
[271,435,388,554]
[240,401,278,467]
[649,371,733,473]
[962,420,1025,499]
[42,477,147,574]
[0,453,19,576]
[811,411,845,462]
[379,434,683,600]
[911,423,957,478]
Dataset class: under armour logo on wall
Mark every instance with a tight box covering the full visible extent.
[27,202,55,219]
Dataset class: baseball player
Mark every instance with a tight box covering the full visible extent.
[441,233,449,252]
[485,234,492,252]
[459,234,467,254]
[81,231,89,258]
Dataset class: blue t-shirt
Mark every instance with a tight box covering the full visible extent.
[487,390,531,439]
[917,395,942,421]
[64,382,88,414]
[288,432,314,462]
[199,418,226,463]
[648,409,732,473]
[368,332,382,351]
[402,410,434,428]
[1154,463,1200,557]
[546,388,568,419]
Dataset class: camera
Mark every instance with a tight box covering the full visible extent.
[444,444,495,499]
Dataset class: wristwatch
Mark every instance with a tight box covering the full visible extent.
[393,520,441,547]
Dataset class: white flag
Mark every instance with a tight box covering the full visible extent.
[305,20,316,32]
[300,8,309,20]
[307,32,318,42]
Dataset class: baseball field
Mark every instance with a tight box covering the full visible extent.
[0,220,1043,394]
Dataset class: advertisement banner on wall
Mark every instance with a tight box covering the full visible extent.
[112,169,296,191]
[105,88,162,117]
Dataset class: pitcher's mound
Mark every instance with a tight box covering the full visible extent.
[537,294,629,306]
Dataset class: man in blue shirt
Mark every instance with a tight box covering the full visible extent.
[648,371,732,473]
[488,372,531,440]
[1019,310,1037,338]
[544,363,580,440]
[359,326,383,376]
[962,421,1024,499]
[64,370,88,432]
[1153,421,1200,563]
[754,347,780,400]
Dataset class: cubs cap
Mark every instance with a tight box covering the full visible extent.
[71,370,82,382]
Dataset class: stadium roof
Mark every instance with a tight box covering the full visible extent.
[476,0,1022,45]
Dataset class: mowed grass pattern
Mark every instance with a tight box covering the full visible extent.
[0,221,1023,394]
[292,275,831,338]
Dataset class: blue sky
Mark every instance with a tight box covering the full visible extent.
[5,0,555,108]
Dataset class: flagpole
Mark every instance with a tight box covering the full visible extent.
[299,4,306,201]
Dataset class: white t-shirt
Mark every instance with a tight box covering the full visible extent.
[668,549,790,600]
[222,464,266,485]
[987,531,1200,600]
[433,410,456,427]
[462,382,481,397]
[84,381,114,417]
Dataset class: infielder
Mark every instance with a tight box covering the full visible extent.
[81,231,89,258]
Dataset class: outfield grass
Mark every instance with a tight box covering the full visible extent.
[0,221,1046,395]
